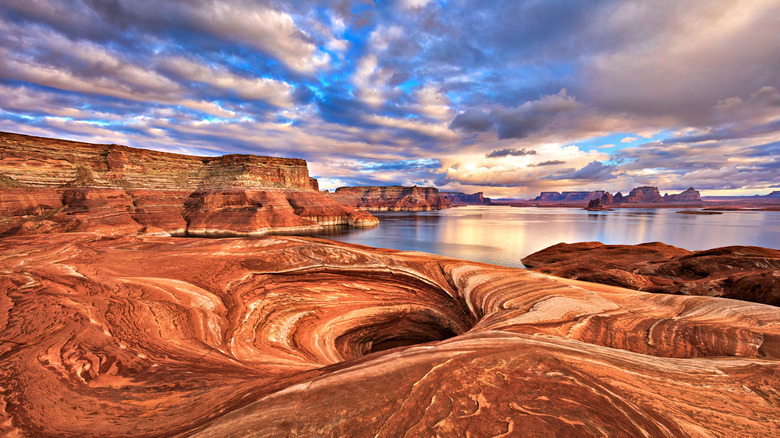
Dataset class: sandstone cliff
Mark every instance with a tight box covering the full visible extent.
[0,132,378,236]
[0,131,318,190]
[534,186,702,206]
[664,187,701,202]
[534,190,605,202]
[440,191,492,205]
[333,185,452,211]
[1,234,778,436]
[523,241,780,306]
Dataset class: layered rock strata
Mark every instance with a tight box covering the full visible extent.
[440,191,492,205]
[333,185,452,211]
[0,132,378,236]
[523,241,780,306]
[534,191,605,202]
[0,131,317,190]
[1,234,779,436]
[534,187,702,205]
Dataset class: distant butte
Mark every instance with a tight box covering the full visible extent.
[1,234,779,436]
[0,131,378,236]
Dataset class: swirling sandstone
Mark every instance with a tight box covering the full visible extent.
[523,241,780,306]
[1,235,778,436]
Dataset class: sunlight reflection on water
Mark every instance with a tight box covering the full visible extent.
[317,206,780,268]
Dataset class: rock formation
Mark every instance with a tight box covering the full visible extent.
[621,186,665,203]
[533,191,605,202]
[440,191,492,205]
[0,132,378,236]
[664,187,700,202]
[523,242,780,306]
[1,234,779,436]
[333,185,452,211]
[584,198,613,211]
[533,187,702,206]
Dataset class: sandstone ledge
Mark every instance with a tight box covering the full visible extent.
[0,187,378,237]
[1,234,778,436]
[523,241,780,306]
[333,185,452,211]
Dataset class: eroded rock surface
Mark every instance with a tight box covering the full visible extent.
[523,242,780,306]
[1,235,778,436]
[333,186,452,211]
[0,132,378,236]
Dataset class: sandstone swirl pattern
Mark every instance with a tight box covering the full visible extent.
[1,235,779,437]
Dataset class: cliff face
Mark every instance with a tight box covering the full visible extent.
[0,132,378,236]
[534,191,605,202]
[664,187,701,202]
[1,233,779,436]
[622,186,664,203]
[536,186,702,206]
[333,185,452,211]
[441,191,492,205]
[0,131,318,190]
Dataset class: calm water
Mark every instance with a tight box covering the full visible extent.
[318,206,780,268]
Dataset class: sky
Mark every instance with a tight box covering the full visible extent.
[1,0,779,198]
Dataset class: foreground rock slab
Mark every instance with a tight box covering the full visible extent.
[1,235,779,436]
[523,241,780,306]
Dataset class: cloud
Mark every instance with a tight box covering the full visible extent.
[1,0,779,197]
[543,160,618,181]
[531,160,566,167]
[485,148,536,158]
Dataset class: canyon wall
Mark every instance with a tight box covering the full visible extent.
[0,131,318,190]
[333,185,452,211]
[535,186,702,206]
[534,190,605,202]
[441,191,492,205]
[0,132,378,236]
[1,233,778,436]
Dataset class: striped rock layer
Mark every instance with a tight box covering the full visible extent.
[1,234,778,437]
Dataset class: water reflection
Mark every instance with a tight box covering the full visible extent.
[316,206,780,269]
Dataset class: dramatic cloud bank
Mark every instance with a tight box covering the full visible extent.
[1,0,778,197]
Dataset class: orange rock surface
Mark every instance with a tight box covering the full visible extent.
[523,242,780,306]
[333,185,452,211]
[1,234,778,436]
[0,132,379,236]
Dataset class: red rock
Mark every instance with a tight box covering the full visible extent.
[523,242,780,305]
[333,185,452,211]
[440,191,492,205]
[0,132,378,236]
[664,187,701,202]
[0,131,317,190]
[584,198,613,211]
[534,191,605,202]
[1,234,779,436]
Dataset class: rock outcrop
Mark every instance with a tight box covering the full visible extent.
[664,187,700,202]
[0,132,378,236]
[534,191,605,202]
[621,186,665,203]
[1,234,779,437]
[532,187,701,205]
[333,185,452,211]
[522,242,780,306]
[440,191,492,205]
[0,131,318,190]
[584,198,613,211]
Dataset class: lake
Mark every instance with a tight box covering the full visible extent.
[317,206,780,268]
